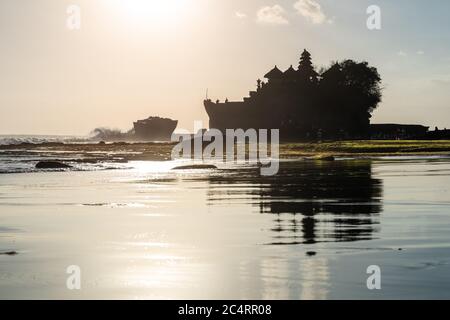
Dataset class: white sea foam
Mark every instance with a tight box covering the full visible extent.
[0,135,89,146]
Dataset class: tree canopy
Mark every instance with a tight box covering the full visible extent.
[318,59,382,136]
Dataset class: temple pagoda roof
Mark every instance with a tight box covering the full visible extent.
[283,65,297,79]
[264,65,283,79]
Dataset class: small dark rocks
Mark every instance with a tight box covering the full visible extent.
[172,164,218,170]
[0,251,18,256]
[35,161,72,169]
[314,155,335,161]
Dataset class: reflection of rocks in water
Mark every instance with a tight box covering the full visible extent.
[206,160,383,245]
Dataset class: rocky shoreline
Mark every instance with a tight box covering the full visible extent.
[1,141,450,173]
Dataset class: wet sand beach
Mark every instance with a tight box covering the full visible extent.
[1,150,450,299]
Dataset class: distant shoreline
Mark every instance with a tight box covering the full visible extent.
[279,140,450,158]
[1,140,450,160]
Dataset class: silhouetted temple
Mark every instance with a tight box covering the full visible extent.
[205,49,382,141]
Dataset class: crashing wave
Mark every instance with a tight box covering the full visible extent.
[89,128,133,142]
[0,135,89,146]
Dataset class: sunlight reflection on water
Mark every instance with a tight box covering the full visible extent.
[1,157,450,299]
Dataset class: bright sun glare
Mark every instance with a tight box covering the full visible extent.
[113,0,190,25]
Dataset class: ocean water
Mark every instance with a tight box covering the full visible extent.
[1,156,450,299]
[0,135,88,146]
[0,135,132,174]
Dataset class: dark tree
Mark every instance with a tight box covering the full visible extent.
[318,63,346,134]
[319,60,382,138]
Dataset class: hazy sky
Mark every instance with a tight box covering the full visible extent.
[1,0,450,135]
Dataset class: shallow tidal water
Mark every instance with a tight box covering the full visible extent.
[1,157,450,299]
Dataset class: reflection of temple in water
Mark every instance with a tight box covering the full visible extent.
[206,160,383,245]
